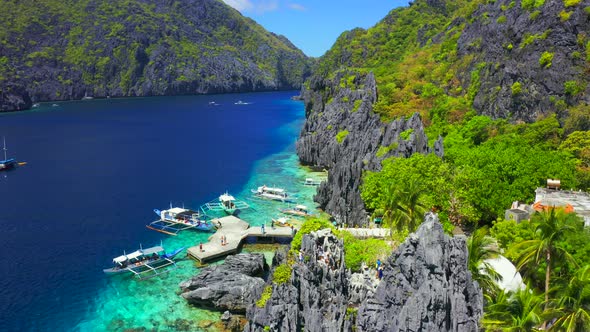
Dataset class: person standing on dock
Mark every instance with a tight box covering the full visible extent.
[199,242,203,252]
[261,223,265,235]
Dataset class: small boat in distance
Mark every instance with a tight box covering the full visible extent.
[201,193,250,215]
[252,185,293,202]
[0,137,18,171]
[271,216,293,227]
[234,100,251,105]
[147,206,215,235]
[103,244,184,280]
[303,178,323,186]
[280,204,313,217]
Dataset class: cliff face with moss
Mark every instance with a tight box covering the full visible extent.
[296,0,590,225]
[0,0,311,110]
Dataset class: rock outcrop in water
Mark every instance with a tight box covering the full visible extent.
[296,71,443,226]
[179,253,268,313]
[0,0,311,111]
[244,213,482,332]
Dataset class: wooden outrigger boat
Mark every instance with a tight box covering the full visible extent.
[251,185,293,202]
[147,206,215,235]
[0,137,19,171]
[201,192,250,215]
[271,216,294,227]
[280,204,313,217]
[103,244,184,280]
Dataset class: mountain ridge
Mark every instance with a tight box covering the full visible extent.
[0,0,311,111]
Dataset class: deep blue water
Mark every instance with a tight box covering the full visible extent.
[0,91,307,331]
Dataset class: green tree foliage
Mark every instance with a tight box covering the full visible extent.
[337,230,390,272]
[510,209,580,324]
[256,285,273,308]
[539,51,554,68]
[483,286,544,331]
[336,130,349,143]
[550,266,590,331]
[490,219,535,253]
[362,154,455,226]
[563,104,590,134]
[289,216,333,255]
[272,264,292,284]
[511,81,522,95]
[467,227,501,297]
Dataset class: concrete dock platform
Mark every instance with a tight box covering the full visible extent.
[187,215,296,263]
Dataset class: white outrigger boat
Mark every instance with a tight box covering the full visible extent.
[103,244,184,280]
[252,185,293,202]
[201,192,250,215]
[271,216,294,227]
[280,204,313,217]
[147,206,215,235]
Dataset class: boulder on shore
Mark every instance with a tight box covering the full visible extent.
[179,253,268,313]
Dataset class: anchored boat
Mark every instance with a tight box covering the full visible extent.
[271,216,293,227]
[201,193,250,215]
[0,137,18,171]
[303,178,323,186]
[280,204,313,217]
[147,206,215,235]
[252,185,293,202]
[103,244,184,279]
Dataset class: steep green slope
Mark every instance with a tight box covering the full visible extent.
[298,0,590,227]
[0,0,311,109]
[315,0,590,124]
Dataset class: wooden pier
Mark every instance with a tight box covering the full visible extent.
[187,216,297,263]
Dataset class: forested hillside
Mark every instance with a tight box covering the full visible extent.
[298,0,590,228]
[0,0,311,110]
[293,1,590,329]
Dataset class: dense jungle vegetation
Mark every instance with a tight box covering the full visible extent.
[308,0,590,329]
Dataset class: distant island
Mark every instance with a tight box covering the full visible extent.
[0,0,312,111]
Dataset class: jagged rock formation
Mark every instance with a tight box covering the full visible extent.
[0,84,32,112]
[458,0,590,121]
[244,229,353,331]
[296,71,443,226]
[244,213,483,332]
[179,253,268,313]
[0,0,311,110]
[356,213,483,331]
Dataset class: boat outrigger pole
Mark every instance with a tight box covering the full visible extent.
[3,137,7,162]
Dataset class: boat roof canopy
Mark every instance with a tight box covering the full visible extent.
[295,205,307,210]
[220,193,235,202]
[167,207,188,214]
[142,246,164,255]
[113,250,142,263]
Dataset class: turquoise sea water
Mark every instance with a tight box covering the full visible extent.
[77,150,324,332]
[0,92,324,331]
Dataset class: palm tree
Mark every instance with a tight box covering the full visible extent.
[483,285,544,331]
[381,180,428,233]
[467,226,501,297]
[550,266,590,332]
[510,208,579,328]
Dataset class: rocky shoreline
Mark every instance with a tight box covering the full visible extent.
[179,213,482,331]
